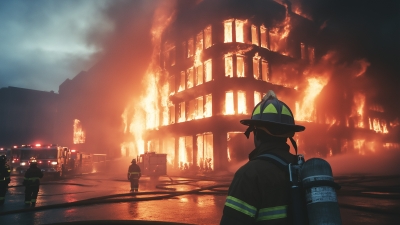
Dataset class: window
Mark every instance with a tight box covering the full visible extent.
[188,99,196,121]
[188,38,194,58]
[224,20,233,43]
[225,91,235,115]
[169,105,175,124]
[204,26,212,48]
[178,136,193,168]
[196,31,203,52]
[204,59,212,82]
[254,91,262,106]
[251,25,259,46]
[195,64,204,86]
[170,47,176,66]
[261,60,269,81]
[225,55,233,77]
[196,133,213,171]
[308,46,315,64]
[235,20,245,43]
[237,55,245,77]
[253,56,260,80]
[204,94,212,117]
[187,67,194,89]
[179,71,185,92]
[196,96,204,118]
[237,91,247,114]
[260,25,268,48]
[178,102,186,122]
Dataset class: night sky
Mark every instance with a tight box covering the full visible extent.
[0,0,399,114]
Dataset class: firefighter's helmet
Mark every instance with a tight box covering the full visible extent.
[241,90,305,137]
[131,159,136,164]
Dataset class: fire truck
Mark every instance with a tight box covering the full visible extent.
[13,144,85,177]
[137,152,167,176]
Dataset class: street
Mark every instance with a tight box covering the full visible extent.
[0,159,399,225]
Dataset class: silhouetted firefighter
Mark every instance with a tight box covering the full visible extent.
[128,159,141,192]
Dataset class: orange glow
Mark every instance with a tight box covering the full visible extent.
[237,55,245,77]
[351,92,366,128]
[253,55,260,79]
[390,118,399,127]
[369,118,389,134]
[73,119,85,144]
[369,105,384,112]
[353,139,366,155]
[204,94,212,117]
[225,91,235,115]
[204,59,212,82]
[296,77,328,122]
[225,55,233,77]
[269,6,291,55]
[254,91,262,106]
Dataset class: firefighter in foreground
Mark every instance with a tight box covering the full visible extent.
[220,90,306,224]
[128,159,141,192]
[0,155,11,205]
[23,157,43,206]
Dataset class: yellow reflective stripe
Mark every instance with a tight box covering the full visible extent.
[253,104,261,116]
[281,105,292,117]
[7,170,11,172]
[262,103,277,114]
[257,205,287,221]
[225,196,257,217]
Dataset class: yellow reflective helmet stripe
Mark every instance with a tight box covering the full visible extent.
[252,104,261,116]
[281,105,293,117]
[262,103,277,114]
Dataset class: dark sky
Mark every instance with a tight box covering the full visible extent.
[0,0,399,115]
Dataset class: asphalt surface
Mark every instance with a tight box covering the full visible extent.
[0,166,399,225]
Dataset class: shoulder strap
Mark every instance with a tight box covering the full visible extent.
[254,153,289,171]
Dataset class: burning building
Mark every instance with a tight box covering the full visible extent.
[121,0,399,172]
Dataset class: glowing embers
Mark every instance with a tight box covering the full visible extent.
[369,118,388,134]
[73,119,85,144]
[197,133,213,171]
[179,136,193,169]
[224,91,247,115]
[224,19,245,43]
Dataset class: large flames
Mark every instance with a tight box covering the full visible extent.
[120,1,398,172]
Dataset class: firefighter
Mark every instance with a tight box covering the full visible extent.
[23,157,43,206]
[220,90,306,224]
[127,159,141,192]
[0,155,11,205]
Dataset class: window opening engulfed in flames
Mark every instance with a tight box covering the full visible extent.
[237,55,245,77]
[260,25,268,49]
[196,31,203,51]
[308,46,315,64]
[238,91,247,114]
[254,91,262,106]
[253,55,260,80]
[73,119,85,144]
[251,25,259,46]
[162,137,175,167]
[188,38,194,58]
[235,19,245,43]
[178,102,186,123]
[179,71,185,92]
[169,105,175,124]
[225,91,235,115]
[204,26,212,49]
[301,43,307,60]
[204,94,212,117]
[179,136,193,170]
[225,55,233,77]
[197,133,213,171]
[187,67,194,89]
[204,59,212,82]
[262,60,269,81]
[168,75,175,95]
[195,64,203,86]
[224,19,233,43]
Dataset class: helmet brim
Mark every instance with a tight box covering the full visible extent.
[240,119,305,134]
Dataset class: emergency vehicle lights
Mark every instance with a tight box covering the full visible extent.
[51,161,58,165]
[35,144,41,147]
[20,162,26,166]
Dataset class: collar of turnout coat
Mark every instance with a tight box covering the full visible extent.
[248,142,290,161]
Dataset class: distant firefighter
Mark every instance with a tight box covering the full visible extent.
[23,157,44,206]
[0,155,11,205]
[128,159,141,192]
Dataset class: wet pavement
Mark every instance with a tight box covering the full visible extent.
[0,166,399,225]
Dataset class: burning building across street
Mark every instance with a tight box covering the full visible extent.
[121,0,400,172]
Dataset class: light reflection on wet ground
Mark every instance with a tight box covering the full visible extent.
[0,169,399,225]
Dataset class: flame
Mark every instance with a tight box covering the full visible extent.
[237,91,247,114]
[369,118,389,134]
[73,119,85,144]
[224,19,233,43]
[390,118,399,127]
[235,19,245,43]
[296,76,328,121]
[197,133,213,171]
[225,91,235,115]
[225,54,233,77]
[269,5,291,55]
[351,92,366,128]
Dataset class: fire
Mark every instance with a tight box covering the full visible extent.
[73,119,85,144]
[369,118,389,134]
[269,5,291,55]
[225,91,235,115]
[351,92,366,128]
[296,76,328,122]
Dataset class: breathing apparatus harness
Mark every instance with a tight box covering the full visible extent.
[242,90,342,225]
